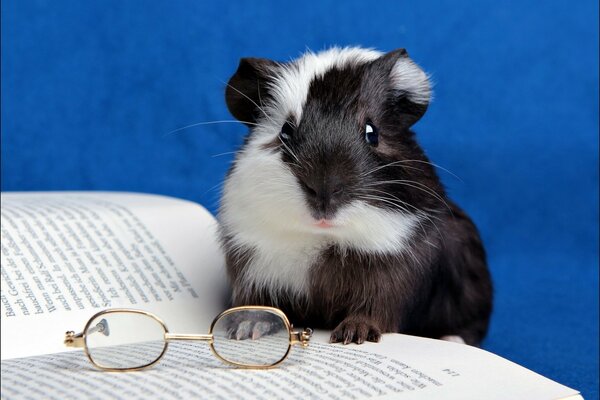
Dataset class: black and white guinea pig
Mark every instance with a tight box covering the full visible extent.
[218,47,492,345]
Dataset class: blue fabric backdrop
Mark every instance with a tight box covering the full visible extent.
[2,0,598,397]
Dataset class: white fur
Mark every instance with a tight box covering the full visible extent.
[220,48,425,301]
[390,58,432,104]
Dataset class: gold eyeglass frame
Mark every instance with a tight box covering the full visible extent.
[64,306,313,372]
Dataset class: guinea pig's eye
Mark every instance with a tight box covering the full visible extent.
[365,122,378,146]
[280,121,294,141]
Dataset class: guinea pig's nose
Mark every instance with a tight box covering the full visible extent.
[299,175,345,219]
[300,177,343,200]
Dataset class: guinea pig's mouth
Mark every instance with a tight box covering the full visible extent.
[313,219,336,229]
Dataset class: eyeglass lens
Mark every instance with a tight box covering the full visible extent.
[85,311,167,370]
[211,309,290,367]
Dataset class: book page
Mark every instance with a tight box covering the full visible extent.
[1,192,228,360]
[0,332,580,400]
[0,192,581,399]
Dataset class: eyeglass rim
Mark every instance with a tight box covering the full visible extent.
[208,305,293,369]
[82,308,170,372]
[81,306,294,371]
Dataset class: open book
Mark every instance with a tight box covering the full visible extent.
[0,192,582,400]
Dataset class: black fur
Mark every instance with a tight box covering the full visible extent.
[225,57,279,126]
[221,49,493,345]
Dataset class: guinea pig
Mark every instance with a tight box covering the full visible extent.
[218,47,493,345]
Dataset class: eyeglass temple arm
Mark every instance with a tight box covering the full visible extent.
[291,327,313,347]
[65,319,110,348]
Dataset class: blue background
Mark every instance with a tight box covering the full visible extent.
[2,0,598,397]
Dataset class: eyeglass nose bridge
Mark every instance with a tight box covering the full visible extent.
[164,333,214,343]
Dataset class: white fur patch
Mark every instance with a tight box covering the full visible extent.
[220,47,425,301]
[220,142,323,298]
[390,58,432,104]
[266,47,381,122]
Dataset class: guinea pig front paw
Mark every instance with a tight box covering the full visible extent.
[330,316,382,345]
[225,312,282,340]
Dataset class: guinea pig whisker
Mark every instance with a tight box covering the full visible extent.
[254,81,298,128]
[360,161,423,178]
[357,188,411,210]
[396,160,463,182]
[267,180,297,189]
[364,180,452,214]
[357,187,444,224]
[164,120,259,136]
[257,177,297,190]
[211,151,240,158]
[359,188,433,221]
[283,161,304,171]
[356,190,442,241]
[387,180,450,211]
[360,160,462,182]
[356,193,415,215]
[255,79,297,127]
[357,193,428,238]
[223,81,278,126]
[257,80,265,108]
[278,136,302,165]
[200,181,225,197]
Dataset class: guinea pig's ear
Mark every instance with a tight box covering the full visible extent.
[373,49,432,129]
[225,58,279,125]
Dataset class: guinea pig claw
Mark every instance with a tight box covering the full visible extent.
[332,317,382,344]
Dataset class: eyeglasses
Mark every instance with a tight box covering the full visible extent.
[64,306,313,371]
